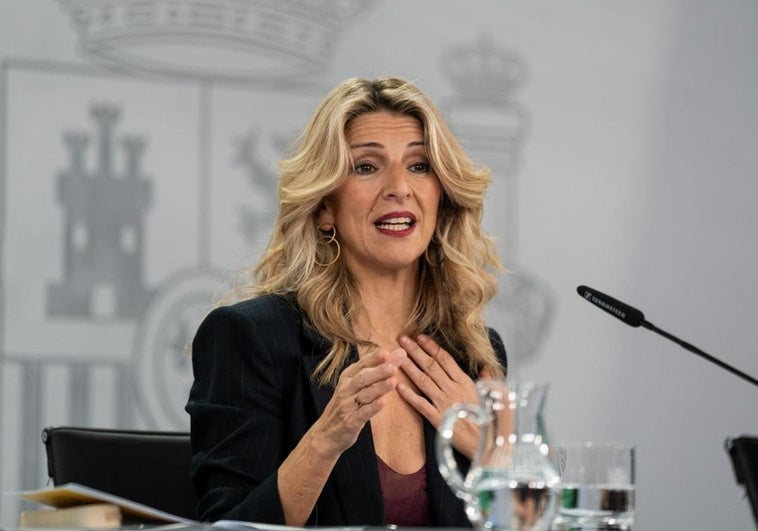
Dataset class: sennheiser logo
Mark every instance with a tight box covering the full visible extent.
[590,294,626,320]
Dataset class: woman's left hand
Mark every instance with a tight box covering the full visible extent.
[396,334,485,459]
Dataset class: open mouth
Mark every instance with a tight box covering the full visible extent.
[374,212,417,232]
[374,216,415,231]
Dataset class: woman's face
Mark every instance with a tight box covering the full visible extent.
[319,111,442,279]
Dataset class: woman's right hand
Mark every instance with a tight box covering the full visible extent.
[310,347,407,456]
[278,348,406,525]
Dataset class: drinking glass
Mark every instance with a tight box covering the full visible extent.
[551,443,635,530]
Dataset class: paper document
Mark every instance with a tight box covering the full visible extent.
[18,483,197,524]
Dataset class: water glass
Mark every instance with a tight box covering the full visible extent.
[551,443,635,530]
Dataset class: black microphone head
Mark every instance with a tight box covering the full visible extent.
[577,285,646,327]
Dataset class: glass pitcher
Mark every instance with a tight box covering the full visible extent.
[436,380,560,530]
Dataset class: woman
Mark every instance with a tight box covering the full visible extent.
[186,76,507,527]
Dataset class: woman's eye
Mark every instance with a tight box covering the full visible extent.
[354,162,376,175]
[409,161,431,173]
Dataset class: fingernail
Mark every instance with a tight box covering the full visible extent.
[417,334,427,342]
[399,335,410,344]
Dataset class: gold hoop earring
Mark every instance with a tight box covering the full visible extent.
[424,241,444,268]
[315,225,341,267]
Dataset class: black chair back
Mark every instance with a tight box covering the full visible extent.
[42,426,198,520]
[726,435,758,525]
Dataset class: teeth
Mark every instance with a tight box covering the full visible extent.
[375,216,413,231]
[377,217,412,224]
[375,216,414,231]
[377,223,411,231]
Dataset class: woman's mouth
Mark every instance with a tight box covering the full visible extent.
[374,212,417,235]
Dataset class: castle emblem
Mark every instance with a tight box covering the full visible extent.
[47,103,152,320]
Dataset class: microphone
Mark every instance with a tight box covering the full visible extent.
[577,285,758,388]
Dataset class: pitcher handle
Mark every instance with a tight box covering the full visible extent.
[435,403,489,500]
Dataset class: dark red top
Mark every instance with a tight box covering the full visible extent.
[376,455,432,526]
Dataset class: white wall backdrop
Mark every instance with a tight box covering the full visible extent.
[1,1,756,529]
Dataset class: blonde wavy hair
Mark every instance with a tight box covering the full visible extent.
[236,76,504,385]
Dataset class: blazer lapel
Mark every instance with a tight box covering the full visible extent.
[302,348,384,525]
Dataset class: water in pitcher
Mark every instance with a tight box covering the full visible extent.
[466,468,559,531]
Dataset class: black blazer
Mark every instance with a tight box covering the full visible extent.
[186,294,507,526]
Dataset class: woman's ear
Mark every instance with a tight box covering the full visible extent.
[316,200,335,228]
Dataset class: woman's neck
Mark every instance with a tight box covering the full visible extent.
[351,271,419,350]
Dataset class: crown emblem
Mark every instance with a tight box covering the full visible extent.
[443,35,526,104]
[58,0,373,84]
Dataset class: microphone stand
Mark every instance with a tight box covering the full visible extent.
[640,320,758,388]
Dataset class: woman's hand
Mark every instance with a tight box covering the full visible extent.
[310,348,407,456]
[396,334,484,459]
[279,347,406,525]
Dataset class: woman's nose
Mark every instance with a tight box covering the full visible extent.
[384,165,411,200]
